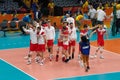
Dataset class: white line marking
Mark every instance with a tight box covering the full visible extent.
[55,71,120,80]
[0,58,37,80]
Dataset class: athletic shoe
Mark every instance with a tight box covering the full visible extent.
[35,57,40,63]
[87,66,90,70]
[40,58,45,66]
[40,61,44,66]
[78,60,84,68]
[100,55,104,59]
[85,68,88,72]
[89,55,94,59]
[24,56,28,60]
[69,56,71,60]
[64,59,69,63]
[49,54,53,61]
[27,60,31,65]
[94,54,97,58]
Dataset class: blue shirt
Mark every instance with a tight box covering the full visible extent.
[23,15,31,23]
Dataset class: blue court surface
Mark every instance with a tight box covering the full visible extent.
[55,72,120,80]
[0,59,36,80]
[0,29,120,50]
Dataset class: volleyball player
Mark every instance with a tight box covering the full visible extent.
[45,20,55,61]
[68,22,77,59]
[37,27,46,65]
[62,26,70,63]
[79,36,90,72]
[56,21,68,62]
[90,24,108,59]
[23,25,38,65]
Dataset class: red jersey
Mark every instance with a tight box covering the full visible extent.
[96,28,106,46]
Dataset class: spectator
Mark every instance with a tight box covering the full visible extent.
[48,0,55,16]
[11,15,19,21]
[32,2,38,19]
[65,7,72,16]
[88,5,97,27]
[75,7,83,16]
[35,8,42,20]
[96,7,107,25]
[22,14,32,23]
[20,14,32,35]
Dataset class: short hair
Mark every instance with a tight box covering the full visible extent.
[81,36,88,42]
[83,24,88,28]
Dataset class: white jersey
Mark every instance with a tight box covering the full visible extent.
[68,27,77,40]
[97,9,106,21]
[37,29,46,44]
[116,10,120,19]
[66,17,75,27]
[88,8,97,19]
[23,28,37,44]
[63,37,69,45]
[45,26,55,40]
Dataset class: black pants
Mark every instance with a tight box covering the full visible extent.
[116,19,120,33]
[91,18,97,27]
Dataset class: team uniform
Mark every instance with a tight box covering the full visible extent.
[57,28,63,47]
[69,27,77,47]
[96,28,106,46]
[37,28,46,65]
[80,29,89,39]
[66,17,75,27]
[45,25,55,61]
[24,28,38,51]
[79,37,90,72]
[62,30,69,50]
[79,41,90,56]
[37,29,46,52]
[23,27,37,64]
[45,26,55,47]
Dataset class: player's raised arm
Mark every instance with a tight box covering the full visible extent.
[89,30,96,38]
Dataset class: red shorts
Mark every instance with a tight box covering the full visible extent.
[69,40,76,47]
[30,42,37,51]
[63,44,69,50]
[97,40,104,46]
[47,40,54,47]
[37,44,45,52]
[58,39,63,47]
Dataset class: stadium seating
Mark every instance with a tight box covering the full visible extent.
[54,0,80,7]
[0,0,19,14]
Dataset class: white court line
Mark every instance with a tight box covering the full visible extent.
[55,71,120,80]
[0,58,37,80]
[0,46,29,51]
[91,45,120,56]
[55,45,120,80]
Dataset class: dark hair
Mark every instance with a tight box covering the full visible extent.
[37,27,41,30]
[81,36,88,42]
[83,24,88,28]
[29,15,32,18]
[62,26,67,30]
[70,22,73,25]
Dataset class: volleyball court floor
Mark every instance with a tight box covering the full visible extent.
[0,30,120,80]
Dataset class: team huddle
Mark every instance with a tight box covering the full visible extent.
[23,18,108,72]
